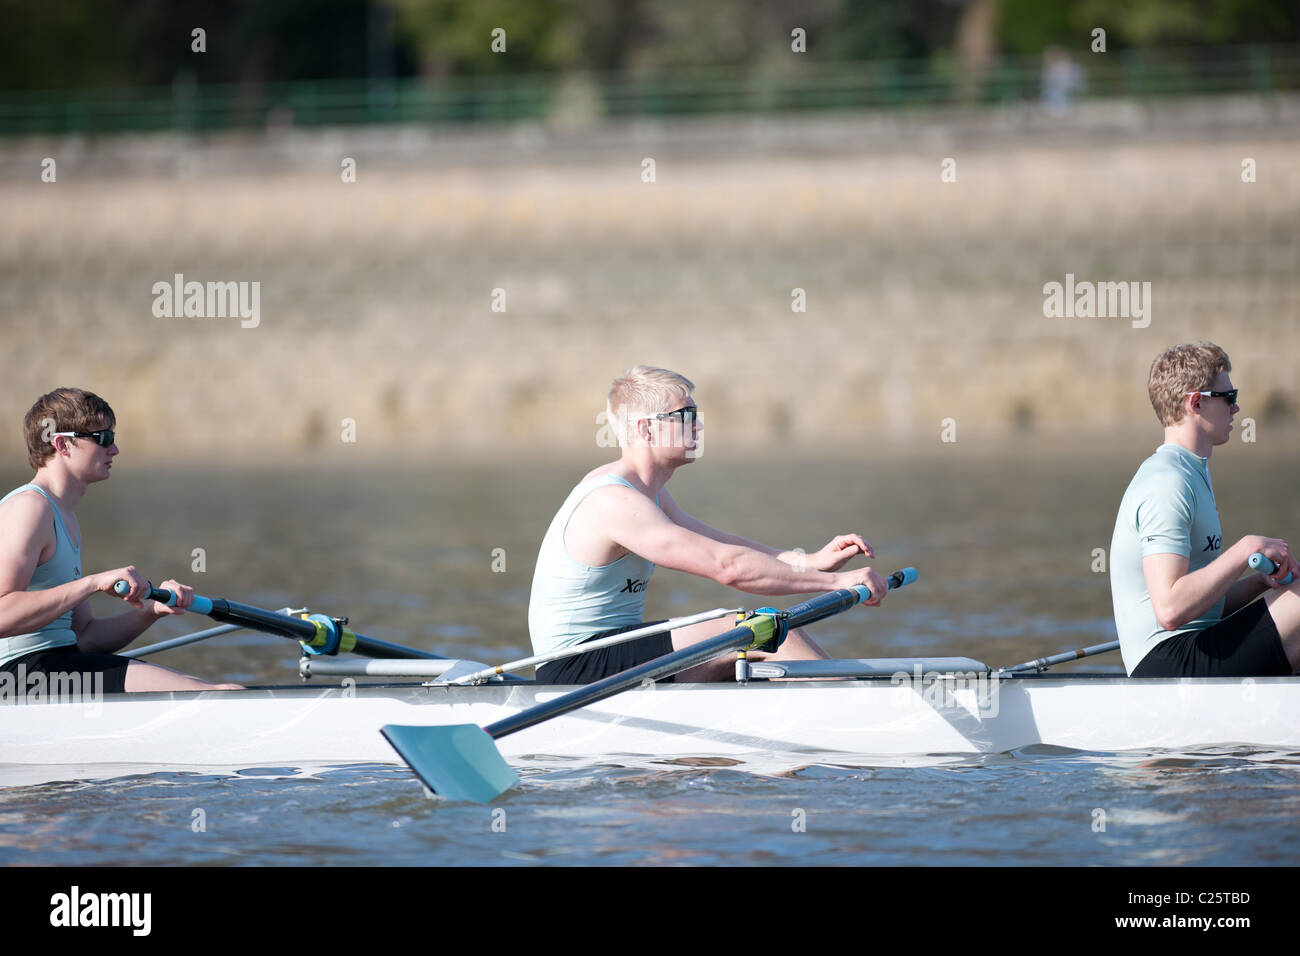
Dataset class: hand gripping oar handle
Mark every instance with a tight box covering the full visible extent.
[115,580,215,614]
[382,568,918,801]
[112,579,443,660]
[1248,552,1294,586]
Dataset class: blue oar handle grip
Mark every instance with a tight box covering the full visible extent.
[112,579,215,614]
[851,566,919,604]
[1248,552,1294,586]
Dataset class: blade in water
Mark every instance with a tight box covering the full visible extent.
[381,724,519,803]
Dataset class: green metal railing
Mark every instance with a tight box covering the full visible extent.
[0,44,1296,136]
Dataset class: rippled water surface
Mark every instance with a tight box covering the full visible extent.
[3,748,1299,866]
[2,440,1298,865]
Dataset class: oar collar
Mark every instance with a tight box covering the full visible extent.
[297,613,356,656]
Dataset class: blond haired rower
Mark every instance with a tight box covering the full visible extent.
[0,388,242,694]
[1110,343,1300,676]
[528,365,889,683]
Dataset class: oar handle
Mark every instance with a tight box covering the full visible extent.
[777,567,918,630]
[1248,552,1294,586]
[113,580,215,614]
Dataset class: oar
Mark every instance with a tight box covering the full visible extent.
[113,581,445,660]
[439,606,743,685]
[383,568,918,802]
[122,622,251,658]
[1000,640,1120,674]
[1004,552,1292,674]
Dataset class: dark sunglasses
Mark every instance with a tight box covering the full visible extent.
[1190,389,1238,406]
[53,429,115,447]
[645,405,698,427]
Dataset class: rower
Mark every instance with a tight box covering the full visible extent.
[527,365,889,683]
[1110,343,1300,676]
[0,388,242,694]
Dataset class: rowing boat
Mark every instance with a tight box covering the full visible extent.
[4,665,1296,786]
[5,572,1295,791]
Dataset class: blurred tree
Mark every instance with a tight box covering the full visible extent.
[2,0,1296,93]
[1073,0,1299,45]
[1001,0,1300,51]
[824,0,975,61]
[387,0,581,74]
[998,0,1075,55]
[0,0,418,90]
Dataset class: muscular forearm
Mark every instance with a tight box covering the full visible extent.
[1159,539,1256,629]
[716,546,840,595]
[697,529,812,565]
[693,526,781,556]
[0,578,99,638]
[77,606,160,654]
[1222,573,1271,617]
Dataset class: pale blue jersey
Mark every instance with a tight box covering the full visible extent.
[1110,444,1225,674]
[0,484,82,666]
[528,475,657,655]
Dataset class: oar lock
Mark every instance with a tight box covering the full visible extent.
[296,612,356,656]
[733,608,789,655]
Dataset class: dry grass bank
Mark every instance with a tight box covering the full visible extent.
[1,129,1297,464]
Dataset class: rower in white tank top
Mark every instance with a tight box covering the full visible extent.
[528,475,658,655]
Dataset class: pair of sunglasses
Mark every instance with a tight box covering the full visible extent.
[644,406,698,427]
[53,429,115,447]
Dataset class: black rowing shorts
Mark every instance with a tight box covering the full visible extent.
[1132,598,1292,677]
[535,620,673,685]
[0,646,131,695]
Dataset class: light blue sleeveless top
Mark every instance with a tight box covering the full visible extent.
[528,475,657,655]
[0,484,81,666]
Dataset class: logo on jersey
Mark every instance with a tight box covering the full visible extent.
[619,578,648,594]
[1203,534,1222,552]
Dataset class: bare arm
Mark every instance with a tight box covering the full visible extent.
[657,488,781,554]
[597,486,886,602]
[74,577,196,654]
[1222,574,1272,617]
[71,595,157,654]
[1144,535,1297,630]
[0,491,180,649]
[658,488,874,572]
[0,493,101,637]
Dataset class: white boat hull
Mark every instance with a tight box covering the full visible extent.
[3,674,1297,785]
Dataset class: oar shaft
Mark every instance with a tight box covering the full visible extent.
[486,570,915,741]
[1002,640,1120,673]
[121,622,245,658]
[114,582,444,660]
[486,623,763,739]
[447,606,743,685]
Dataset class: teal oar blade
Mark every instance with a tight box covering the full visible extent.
[381,724,519,803]
[384,570,917,802]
